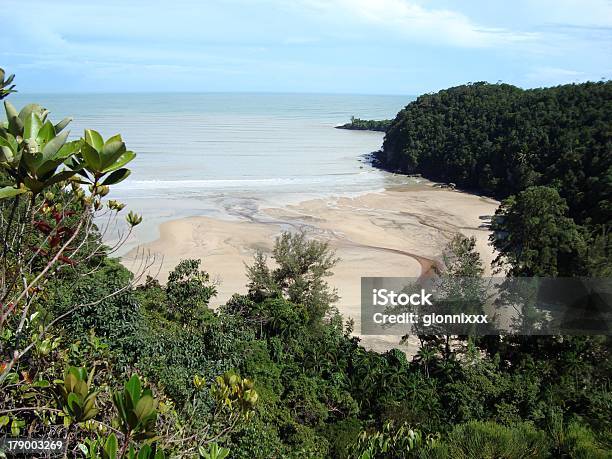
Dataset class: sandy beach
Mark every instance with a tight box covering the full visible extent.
[122,184,499,352]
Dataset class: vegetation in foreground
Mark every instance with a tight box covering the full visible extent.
[1,70,610,458]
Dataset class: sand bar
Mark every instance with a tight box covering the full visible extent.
[122,185,499,352]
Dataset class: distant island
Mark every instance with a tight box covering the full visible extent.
[335,115,391,131]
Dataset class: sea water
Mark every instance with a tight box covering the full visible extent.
[9,92,414,245]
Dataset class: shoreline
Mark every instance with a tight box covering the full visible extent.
[122,183,499,353]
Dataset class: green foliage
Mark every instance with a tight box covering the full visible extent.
[349,421,436,458]
[3,78,611,458]
[211,372,258,420]
[321,418,364,459]
[165,259,217,323]
[440,234,484,278]
[199,442,230,459]
[78,129,135,186]
[125,443,166,459]
[0,68,16,100]
[247,231,339,323]
[380,81,611,221]
[79,434,119,459]
[423,421,550,459]
[378,81,611,274]
[0,104,136,198]
[80,434,166,459]
[112,375,158,440]
[548,411,612,459]
[0,101,79,195]
[56,366,99,423]
[126,210,142,227]
[43,257,145,368]
[336,117,391,132]
[490,186,586,276]
[135,281,250,403]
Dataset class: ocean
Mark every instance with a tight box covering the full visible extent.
[10,92,414,246]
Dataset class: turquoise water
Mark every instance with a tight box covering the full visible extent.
[9,93,414,243]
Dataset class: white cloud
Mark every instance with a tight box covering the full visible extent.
[296,0,540,48]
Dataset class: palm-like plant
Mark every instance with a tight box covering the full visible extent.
[415,345,438,378]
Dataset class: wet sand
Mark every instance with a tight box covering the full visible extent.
[122,184,499,353]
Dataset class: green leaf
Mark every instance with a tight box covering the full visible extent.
[32,379,50,388]
[36,159,64,180]
[0,186,27,200]
[22,148,44,175]
[103,150,136,173]
[134,395,155,420]
[11,419,25,436]
[81,142,102,172]
[56,140,82,160]
[83,395,98,417]
[88,367,96,387]
[23,176,44,194]
[24,112,43,140]
[4,100,18,121]
[104,433,118,459]
[18,103,44,123]
[84,129,104,152]
[54,117,72,133]
[42,130,70,160]
[67,392,83,413]
[0,132,17,152]
[0,415,9,427]
[0,146,14,164]
[5,101,23,135]
[125,375,142,406]
[137,444,151,459]
[36,121,56,144]
[65,371,79,391]
[112,392,127,421]
[105,134,123,144]
[43,170,77,188]
[100,140,126,170]
[101,168,131,186]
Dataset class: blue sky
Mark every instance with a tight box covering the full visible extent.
[2,0,611,94]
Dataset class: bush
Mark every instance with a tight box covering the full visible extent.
[427,421,550,459]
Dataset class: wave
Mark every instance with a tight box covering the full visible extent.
[117,174,383,190]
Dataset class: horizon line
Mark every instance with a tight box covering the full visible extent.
[10,90,418,97]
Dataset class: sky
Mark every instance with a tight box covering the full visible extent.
[2,0,611,94]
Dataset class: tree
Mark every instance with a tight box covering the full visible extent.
[165,259,217,323]
[0,75,145,383]
[246,231,339,323]
[438,234,484,278]
[490,186,586,276]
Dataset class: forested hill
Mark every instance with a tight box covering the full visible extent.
[377,81,611,226]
